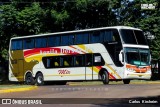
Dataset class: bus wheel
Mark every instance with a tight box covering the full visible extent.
[36,73,44,86]
[123,79,130,84]
[101,71,109,85]
[25,73,35,85]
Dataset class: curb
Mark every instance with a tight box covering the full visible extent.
[0,86,38,94]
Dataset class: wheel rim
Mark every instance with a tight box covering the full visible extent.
[37,76,43,84]
[26,76,31,84]
[102,73,106,81]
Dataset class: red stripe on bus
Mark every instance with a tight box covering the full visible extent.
[24,47,80,58]
[108,72,116,79]
[96,66,102,70]
[95,66,116,79]
[24,48,61,58]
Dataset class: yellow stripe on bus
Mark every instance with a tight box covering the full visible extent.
[105,63,121,79]
[45,74,98,76]
[128,74,151,76]
[77,45,93,53]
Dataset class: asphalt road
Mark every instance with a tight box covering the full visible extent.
[0,84,160,106]
[0,84,160,98]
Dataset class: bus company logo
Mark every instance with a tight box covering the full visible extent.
[58,70,70,74]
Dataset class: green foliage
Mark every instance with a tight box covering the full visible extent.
[51,10,69,28]
[118,0,160,59]
[0,4,17,57]
[68,0,118,29]
[0,0,159,60]
[16,3,45,35]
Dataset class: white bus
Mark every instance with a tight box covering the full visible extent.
[9,26,151,85]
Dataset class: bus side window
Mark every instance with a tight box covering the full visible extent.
[86,54,92,66]
[35,37,47,48]
[62,56,73,67]
[46,58,51,68]
[93,53,105,66]
[54,62,59,67]
[53,57,61,67]
[48,36,60,47]
[11,40,23,50]
[74,55,84,66]
[61,35,74,46]
[75,33,89,44]
[90,31,103,43]
[23,38,35,49]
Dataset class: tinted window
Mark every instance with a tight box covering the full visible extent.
[48,36,60,47]
[62,56,73,67]
[120,30,137,44]
[23,38,34,49]
[102,29,123,67]
[53,57,61,67]
[42,53,104,68]
[35,37,47,48]
[76,33,89,44]
[86,54,93,66]
[125,48,150,66]
[90,31,104,43]
[11,40,23,50]
[43,57,61,68]
[61,35,74,46]
[104,29,121,43]
[61,36,68,46]
[74,55,84,66]
[45,57,54,68]
[134,30,147,45]
[93,53,105,66]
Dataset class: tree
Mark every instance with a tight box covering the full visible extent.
[0,4,17,58]
[65,0,119,30]
[118,0,160,59]
[16,2,45,35]
[0,0,159,60]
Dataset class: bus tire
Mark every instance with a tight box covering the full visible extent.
[101,71,109,85]
[25,73,35,85]
[123,79,130,84]
[36,73,44,86]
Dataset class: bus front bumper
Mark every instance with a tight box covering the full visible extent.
[124,73,151,80]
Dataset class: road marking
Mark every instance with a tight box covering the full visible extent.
[0,86,37,94]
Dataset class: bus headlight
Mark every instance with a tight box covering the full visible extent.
[127,68,135,72]
[146,68,151,73]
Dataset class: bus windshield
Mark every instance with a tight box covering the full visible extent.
[120,29,147,45]
[124,48,150,66]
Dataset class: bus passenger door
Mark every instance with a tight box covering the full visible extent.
[85,53,106,80]
[85,54,93,80]
[18,59,24,81]
[73,55,86,80]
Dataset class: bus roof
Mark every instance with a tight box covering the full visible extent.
[11,26,142,40]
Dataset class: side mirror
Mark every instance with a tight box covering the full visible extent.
[119,51,124,64]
